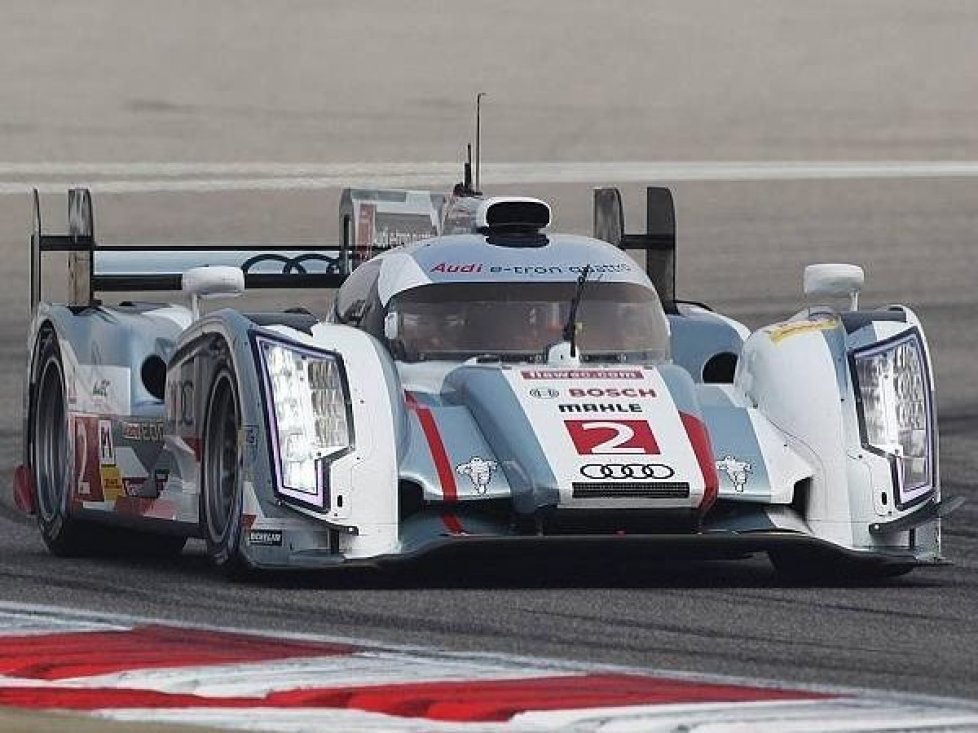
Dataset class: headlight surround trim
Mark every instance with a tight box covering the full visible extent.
[253,333,355,511]
[849,326,936,511]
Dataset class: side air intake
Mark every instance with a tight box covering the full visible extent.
[476,197,551,233]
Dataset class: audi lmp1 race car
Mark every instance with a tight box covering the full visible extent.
[14,180,962,580]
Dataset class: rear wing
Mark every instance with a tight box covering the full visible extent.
[593,187,676,310]
[30,188,351,310]
[338,188,447,267]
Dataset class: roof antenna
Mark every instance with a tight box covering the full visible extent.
[463,144,473,193]
[475,92,486,193]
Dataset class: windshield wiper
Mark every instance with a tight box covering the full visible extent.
[562,264,592,358]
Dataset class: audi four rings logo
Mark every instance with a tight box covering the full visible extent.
[579,463,675,480]
[529,388,559,399]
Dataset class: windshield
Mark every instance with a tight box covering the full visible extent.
[386,282,669,363]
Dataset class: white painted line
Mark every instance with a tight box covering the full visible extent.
[1,160,978,195]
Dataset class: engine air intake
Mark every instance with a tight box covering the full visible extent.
[476,197,551,233]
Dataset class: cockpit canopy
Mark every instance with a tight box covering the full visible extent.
[383,281,669,364]
[331,228,671,365]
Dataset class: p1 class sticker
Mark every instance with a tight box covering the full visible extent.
[564,419,660,455]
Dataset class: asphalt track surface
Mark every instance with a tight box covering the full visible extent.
[0,0,976,705]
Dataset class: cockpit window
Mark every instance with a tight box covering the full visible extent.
[385,282,669,363]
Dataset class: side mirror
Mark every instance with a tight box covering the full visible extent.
[384,311,399,340]
[181,266,245,320]
[804,263,864,311]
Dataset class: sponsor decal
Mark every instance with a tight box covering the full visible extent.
[716,455,753,492]
[767,319,837,344]
[122,422,164,442]
[248,529,284,547]
[74,419,92,496]
[485,263,632,276]
[153,468,169,495]
[580,463,675,480]
[456,456,498,494]
[98,420,115,466]
[488,265,564,275]
[558,403,643,414]
[92,379,111,399]
[123,478,146,497]
[564,419,660,455]
[167,379,195,428]
[430,262,484,273]
[521,369,644,380]
[529,387,559,399]
[568,387,656,398]
[100,465,125,502]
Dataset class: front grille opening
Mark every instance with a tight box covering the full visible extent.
[572,482,690,499]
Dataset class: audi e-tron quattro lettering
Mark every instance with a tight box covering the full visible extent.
[14,183,961,579]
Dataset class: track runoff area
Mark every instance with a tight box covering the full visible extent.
[0,603,976,732]
[4,162,977,731]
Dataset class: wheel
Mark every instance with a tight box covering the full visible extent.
[31,331,100,556]
[769,547,915,585]
[200,368,249,577]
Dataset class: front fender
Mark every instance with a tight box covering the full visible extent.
[172,312,407,565]
[735,310,943,559]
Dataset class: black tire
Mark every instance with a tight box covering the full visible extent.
[769,547,915,585]
[31,331,103,556]
[200,367,250,578]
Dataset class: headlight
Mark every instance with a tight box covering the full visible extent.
[256,336,353,508]
[851,328,934,509]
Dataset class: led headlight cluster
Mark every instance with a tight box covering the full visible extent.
[851,329,934,508]
[257,336,352,507]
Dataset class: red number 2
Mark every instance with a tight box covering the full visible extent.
[564,420,660,455]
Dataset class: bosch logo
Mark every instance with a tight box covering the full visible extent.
[529,388,559,399]
[568,387,656,398]
[579,463,675,480]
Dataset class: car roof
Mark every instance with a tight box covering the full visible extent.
[374,232,653,305]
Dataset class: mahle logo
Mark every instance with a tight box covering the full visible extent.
[529,387,559,399]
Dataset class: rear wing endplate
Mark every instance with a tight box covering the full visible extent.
[593,186,676,309]
[30,188,350,311]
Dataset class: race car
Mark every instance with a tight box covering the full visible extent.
[14,180,962,580]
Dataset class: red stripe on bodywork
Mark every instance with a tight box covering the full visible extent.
[404,392,458,502]
[0,673,832,719]
[405,392,464,535]
[0,626,357,680]
[680,412,719,513]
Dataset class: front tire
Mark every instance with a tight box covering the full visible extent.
[200,367,249,577]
